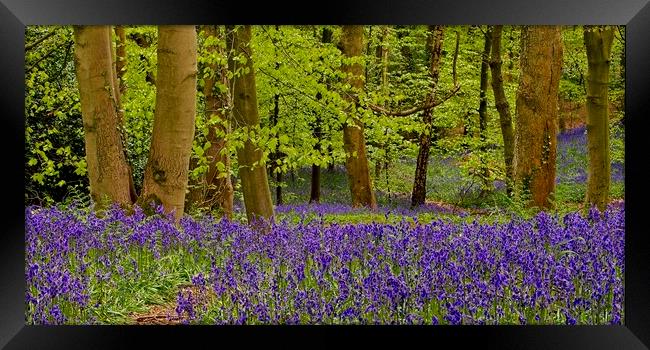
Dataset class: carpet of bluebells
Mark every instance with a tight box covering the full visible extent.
[272,123,625,211]
[26,201,624,325]
[556,125,625,184]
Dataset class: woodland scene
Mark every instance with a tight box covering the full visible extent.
[25,25,624,325]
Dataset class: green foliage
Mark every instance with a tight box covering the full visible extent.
[25,26,88,206]
[252,26,349,172]
[561,25,625,105]
[609,115,625,165]
[561,26,588,102]
[25,25,625,215]
[120,26,158,192]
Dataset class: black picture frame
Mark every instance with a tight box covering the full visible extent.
[2,0,649,348]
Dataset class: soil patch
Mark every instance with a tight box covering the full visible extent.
[129,284,213,325]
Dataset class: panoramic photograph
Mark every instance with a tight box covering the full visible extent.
[25,25,624,325]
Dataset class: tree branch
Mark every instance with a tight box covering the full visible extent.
[366,84,461,117]
[25,28,60,52]
[453,30,460,86]
[25,38,73,72]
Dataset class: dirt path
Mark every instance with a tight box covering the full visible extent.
[129,285,213,325]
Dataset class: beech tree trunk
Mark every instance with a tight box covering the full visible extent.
[514,26,563,209]
[478,28,492,142]
[339,25,377,209]
[110,26,138,203]
[411,25,444,208]
[226,25,274,222]
[478,26,493,194]
[186,25,234,218]
[73,25,133,208]
[489,25,515,196]
[584,26,614,211]
[139,26,198,222]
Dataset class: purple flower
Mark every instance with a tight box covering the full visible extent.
[192,273,206,288]
[25,202,625,325]
[176,290,196,321]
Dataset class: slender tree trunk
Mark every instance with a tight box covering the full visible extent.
[271,92,283,206]
[340,25,377,209]
[411,25,444,208]
[489,25,515,196]
[375,25,390,178]
[327,158,335,172]
[226,25,274,222]
[309,27,332,203]
[514,26,563,209]
[205,25,235,217]
[73,25,133,209]
[115,26,127,95]
[310,164,321,203]
[309,93,323,204]
[186,25,234,218]
[139,26,198,222]
[478,26,493,194]
[453,30,459,85]
[619,27,625,83]
[110,26,138,203]
[584,26,614,211]
[269,25,284,206]
[364,26,372,86]
[275,170,283,206]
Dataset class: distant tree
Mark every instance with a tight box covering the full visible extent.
[584,25,615,211]
[411,25,444,208]
[186,25,234,218]
[489,25,515,196]
[139,25,198,222]
[477,26,493,195]
[514,26,563,209]
[268,25,284,206]
[226,25,275,222]
[73,25,133,208]
[358,26,460,207]
[373,25,390,178]
[310,26,334,204]
[339,25,377,209]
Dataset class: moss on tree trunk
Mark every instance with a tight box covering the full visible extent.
[227,25,275,223]
[340,25,377,209]
[489,25,515,196]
